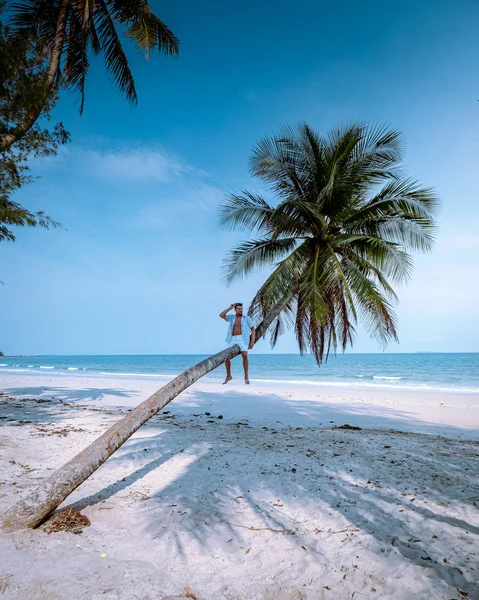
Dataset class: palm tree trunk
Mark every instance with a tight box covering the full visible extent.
[2,292,294,532]
[0,0,70,151]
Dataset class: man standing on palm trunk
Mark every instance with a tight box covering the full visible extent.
[219,303,255,385]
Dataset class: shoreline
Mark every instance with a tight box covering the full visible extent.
[1,352,478,397]
[5,369,479,395]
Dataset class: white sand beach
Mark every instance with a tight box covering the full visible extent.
[1,374,478,599]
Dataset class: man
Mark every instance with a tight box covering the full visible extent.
[219,303,256,385]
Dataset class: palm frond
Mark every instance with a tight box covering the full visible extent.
[337,234,413,283]
[342,256,398,346]
[348,177,438,222]
[105,0,178,56]
[340,251,398,301]
[9,0,59,48]
[271,198,322,237]
[353,122,403,174]
[249,124,310,198]
[126,10,179,56]
[222,237,299,285]
[63,8,90,112]
[267,297,296,348]
[94,0,137,105]
[218,192,274,233]
[345,177,438,252]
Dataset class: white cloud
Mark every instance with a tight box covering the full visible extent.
[87,148,184,182]
[37,145,186,183]
[31,141,229,233]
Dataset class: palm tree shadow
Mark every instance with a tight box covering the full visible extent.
[26,384,474,594]
[0,386,141,428]
[63,390,479,596]
[314,468,479,594]
[149,423,479,595]
[3,386,140,403]
[180,387,479,439]
[68,450,175,512]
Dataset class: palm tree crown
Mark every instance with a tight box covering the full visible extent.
[219,122,438,364]
[9,0,179,112]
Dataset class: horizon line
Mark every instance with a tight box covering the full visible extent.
[2,351,478,357]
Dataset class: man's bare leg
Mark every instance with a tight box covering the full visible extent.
[223,358,232,384]
[242,351,250,384]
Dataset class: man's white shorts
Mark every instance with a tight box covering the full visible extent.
[230,335,249,352]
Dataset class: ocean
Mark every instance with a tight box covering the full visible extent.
[1,353,478,394]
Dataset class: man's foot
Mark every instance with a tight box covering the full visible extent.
[223,376,232,385]
[245,378,250,385]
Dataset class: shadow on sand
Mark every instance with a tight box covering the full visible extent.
[55,388,479,598]
[0,386,139,427]
[3,386,139,403]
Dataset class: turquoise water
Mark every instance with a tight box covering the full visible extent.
[1,353,478,394]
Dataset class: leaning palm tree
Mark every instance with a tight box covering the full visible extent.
[0,0,178,150]
[2,122,438,532]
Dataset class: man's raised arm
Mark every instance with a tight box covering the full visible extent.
[219,304,235,320]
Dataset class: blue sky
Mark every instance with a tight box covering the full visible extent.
[1,0,479,355]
